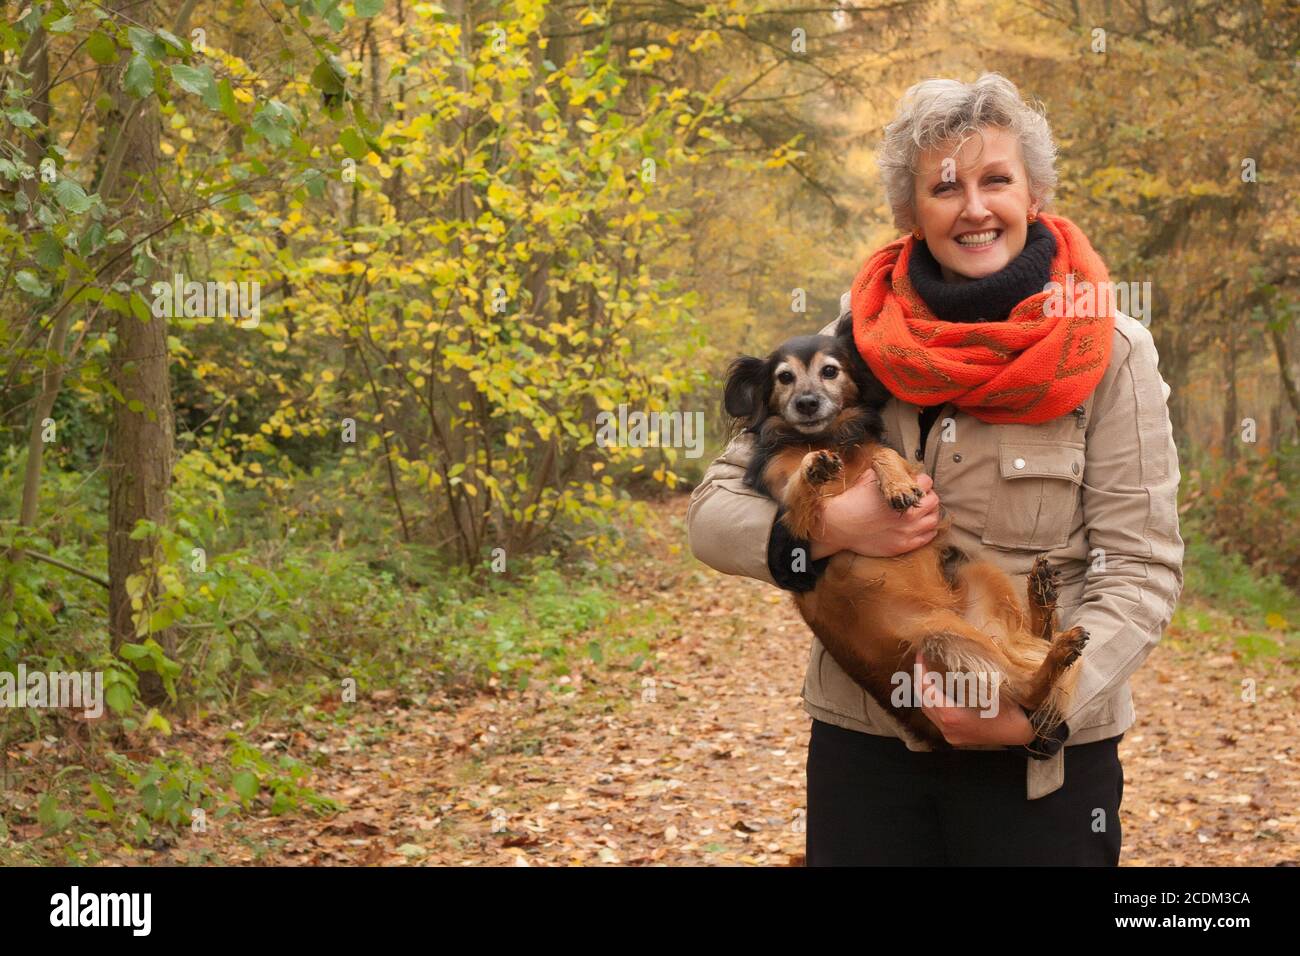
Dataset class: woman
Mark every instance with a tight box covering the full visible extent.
[687,73,1184,866]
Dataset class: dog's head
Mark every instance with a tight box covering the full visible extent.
[724,315,890,437]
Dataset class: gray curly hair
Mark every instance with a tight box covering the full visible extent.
[877,73,1058,232]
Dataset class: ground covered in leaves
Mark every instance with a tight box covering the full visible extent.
[4,496,1297,866]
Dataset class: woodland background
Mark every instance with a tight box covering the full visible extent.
[0,0,1297,864]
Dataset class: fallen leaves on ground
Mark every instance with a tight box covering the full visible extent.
[7,496,1295,866]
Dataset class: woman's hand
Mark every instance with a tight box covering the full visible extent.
[808,470,941,560]
[913,650,1036,746]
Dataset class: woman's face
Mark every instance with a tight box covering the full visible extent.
[912,126,1038,282]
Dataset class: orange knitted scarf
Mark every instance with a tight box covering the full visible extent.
[849,212,1114,424]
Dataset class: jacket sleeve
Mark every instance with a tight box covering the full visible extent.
[686,428,781,587]
[1061,321,1185,731]
[1018,706,1070,759]
[687,307,847,589]
[768,504,833,591]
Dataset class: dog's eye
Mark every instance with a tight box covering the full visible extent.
[821,365,839,379]
[777,371,795,385]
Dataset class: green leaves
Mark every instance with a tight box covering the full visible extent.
[89,781,117,818]
[52,178,92,213]
[170,64,215,98]
[355,0,385,17]
[143,708,173,735]
[339,127,370,160]
[127,26,166,59]
[38,794,74,834]
[34,232,65,269]
[86,31,120,64]
[123,54,155,98]
[216,79,240,124]
[129,291,152,322]
[6,107,39,128]
[311,0,348,31]
[108,24,213,106]
[311,56,348,97]
[251,99,298,147]
[231,770,259,801]
[119,638,181,700]
[105,682,133,714]
[15,269,52,297]
[301,167,327,199]
[155,29,190,54]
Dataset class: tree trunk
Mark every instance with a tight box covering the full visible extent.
[10,26,53,531]
[101,0,174,704]
[1222,324,1238,467]
[1268,318,1300,439]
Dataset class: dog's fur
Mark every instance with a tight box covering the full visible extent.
[724,316,1087,748]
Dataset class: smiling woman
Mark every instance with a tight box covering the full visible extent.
[687,71,1185,867]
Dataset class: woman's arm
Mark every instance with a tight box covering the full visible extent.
[1060,318,1185,730]
[686,427,785,587]
[686,417,943,589]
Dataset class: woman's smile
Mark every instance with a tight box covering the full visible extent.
[953,228,1003,249]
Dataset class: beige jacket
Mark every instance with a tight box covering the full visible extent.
[687,292,1185,799]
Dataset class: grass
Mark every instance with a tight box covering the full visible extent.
[0,496,680,864]
[1174,514,1299,664]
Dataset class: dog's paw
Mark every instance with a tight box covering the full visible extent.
[803,450,843,486]
[1053,626,1090,668]
[882,481,924,512]
[1028,555,1061,607]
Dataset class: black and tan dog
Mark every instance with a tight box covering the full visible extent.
[724,316,1088,748]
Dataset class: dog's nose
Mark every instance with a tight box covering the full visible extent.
[795,395,821,416]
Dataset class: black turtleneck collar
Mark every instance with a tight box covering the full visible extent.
[907,220,1055,324]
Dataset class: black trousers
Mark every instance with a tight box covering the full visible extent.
[805,718,1124,866]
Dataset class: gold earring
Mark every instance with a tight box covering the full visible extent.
[1027,211,1038,223]
[911,227,924,240]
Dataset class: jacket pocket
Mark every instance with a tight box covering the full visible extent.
[980,440,1085,551]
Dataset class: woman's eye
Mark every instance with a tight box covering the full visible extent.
[987,175,1011,185]
[821,366,839,379]
[934,183,955,194]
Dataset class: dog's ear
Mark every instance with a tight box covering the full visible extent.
[832,311,853,340]
[723,355,770,429]
[833,315,891,407]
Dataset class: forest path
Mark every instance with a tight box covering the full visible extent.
[187,496,1299,866]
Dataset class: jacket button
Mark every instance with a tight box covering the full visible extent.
[1013,457,1026,469]
[952,453,962,463]
[915,448,924,461]
[1072,461,1080,475]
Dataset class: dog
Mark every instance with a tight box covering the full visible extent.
[723,315,1088,748]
